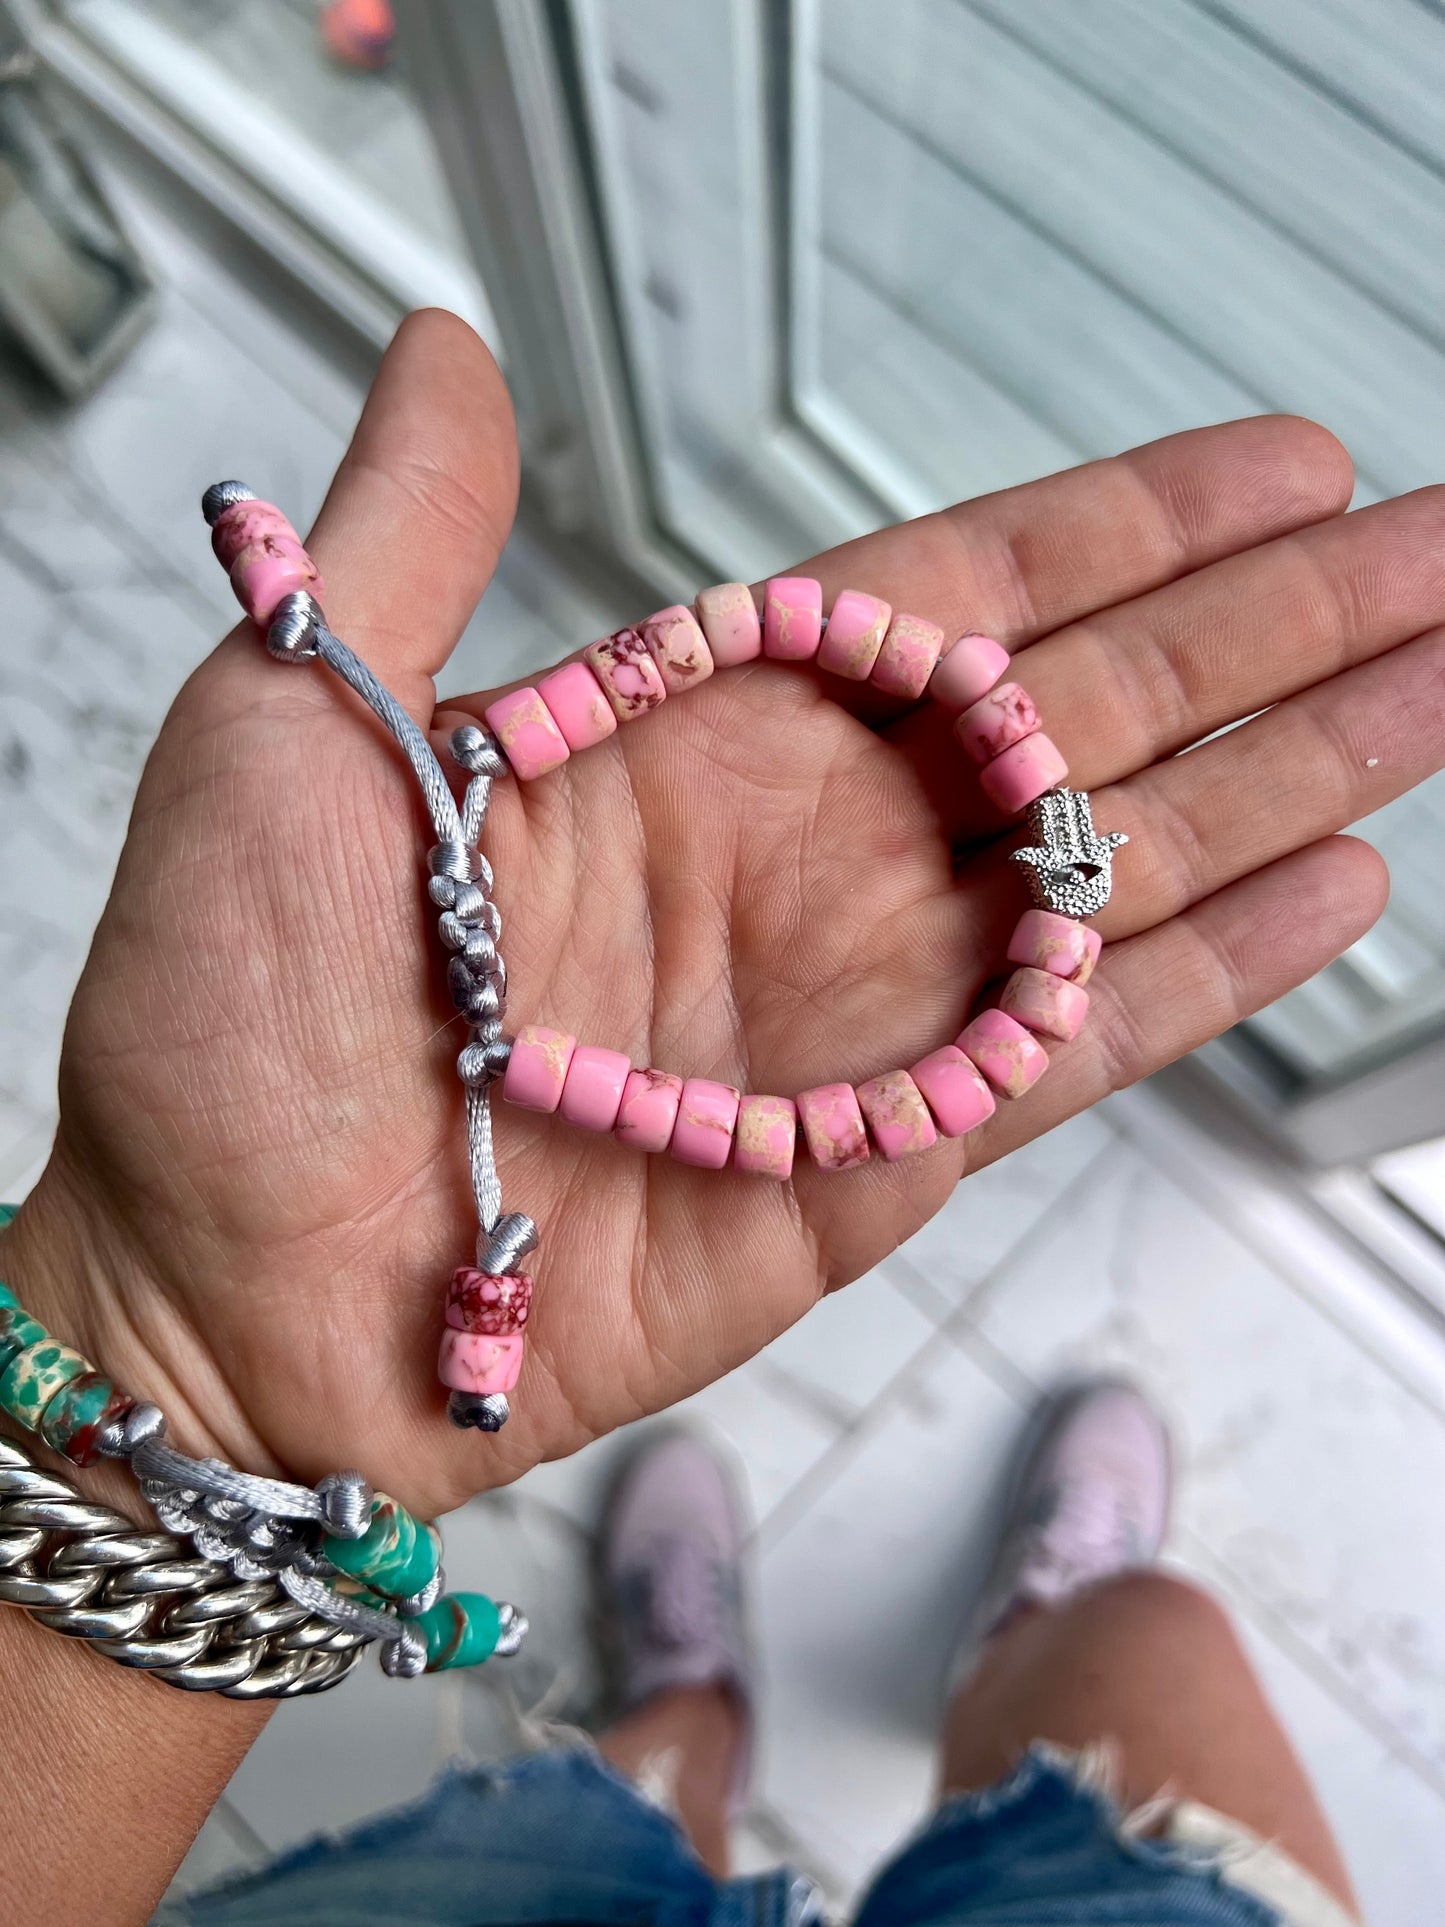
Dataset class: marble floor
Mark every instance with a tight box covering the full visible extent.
[3,174,1444,1925]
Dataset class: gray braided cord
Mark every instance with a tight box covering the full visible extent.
[0,1437,365,1697]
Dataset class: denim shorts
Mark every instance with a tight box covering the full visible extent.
[155,1743,1350,1927]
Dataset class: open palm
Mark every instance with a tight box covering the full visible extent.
[11,312,1443,1520]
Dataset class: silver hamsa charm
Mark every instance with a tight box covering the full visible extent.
[1010,788,1128,920]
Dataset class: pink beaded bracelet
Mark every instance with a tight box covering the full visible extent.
[203,492,1126,1440]
[481,578,1124,1182]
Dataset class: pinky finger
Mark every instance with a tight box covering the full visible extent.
[974,836,1389,1168]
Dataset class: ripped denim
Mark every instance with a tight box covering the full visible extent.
[154,1740,1351,1927]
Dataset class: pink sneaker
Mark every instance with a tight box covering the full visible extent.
[952,1378,1172,1683]
[600,1427,755,1806]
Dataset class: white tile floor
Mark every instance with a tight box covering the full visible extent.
[3,171,1445,1925]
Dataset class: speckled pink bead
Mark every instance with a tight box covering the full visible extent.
[211,499,324,625]
[763,577,823,661]
[734,1094,798,1180]
[796,1083,870,1171]
[956,683,1040,766]
[999,966,1089,1043]
[818,590,891,680]
[909,1045,996,1137]
[536,661,618,753]
[957,1009,1049,1099]
[928,633,1010,713]
[483,686,571,781]
[502,1025,576,1113]
[856,1070,937,1162]
[670,1078,742,1169]
[978,733,1069,813]
[438,1327,524,1395]
[641,605,714,694]
[615,1067,684,1153]
[872,611,945,700]
[695,583,762,667]
[1008,909,1102,987]
[585,628,668,722]
[559,1043,632,1131]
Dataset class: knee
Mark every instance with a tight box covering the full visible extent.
[1080,1568,1243,1659]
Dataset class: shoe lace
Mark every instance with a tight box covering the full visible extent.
[1022,1474,1143,1592]
[632,1532,730,1650]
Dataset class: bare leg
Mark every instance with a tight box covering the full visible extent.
[943,1571,1358,1917]
[598,1684,743,1877]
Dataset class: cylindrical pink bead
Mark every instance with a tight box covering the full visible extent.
[536,661,618,753]
[999,966,1089,1043]
[856,1070,937,1162]
[615,1067,685,1153]
[818,590,891,680]
[929,634,1011,713]
[670,1078,741,1169]
[734,1094,798,1180]
[1008,910,1102,987]
[445,1268,532,1335]
[797,1083,870,1171]
[502,1025,576,1113]
[559,1043,632,1131]
[909,1046,996,1137]
[763,577,823,661]
[979,733,1069,813]
[438,1327,524,1396]
[957,1009,1049,1099]
[211,499,324,625]
[483,686,571,781]
[584,628,668,722]
[641,605,714,694]
[695,583,762,667]
[956,683,1040,766]
[872,611,945,699]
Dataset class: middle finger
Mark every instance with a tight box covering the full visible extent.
[891,486,1445,846]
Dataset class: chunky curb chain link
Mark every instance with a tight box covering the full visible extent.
[0,1436,366,1697]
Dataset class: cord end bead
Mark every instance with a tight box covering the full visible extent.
[267,591,322,662]
[200,479,256,526]
[447,1390,510,1431]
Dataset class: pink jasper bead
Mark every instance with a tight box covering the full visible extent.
[763,576,823,661]
[909,1045,996,1137]
[695,583,762,667]
[956,683,1040,765]
[559,1043,632,1131]
[797,1083,870,1171]
[211,499,324,625]
[855,1069,937,1162]
[928,633,1011,712]
[670,1078,742,1170]
[483,686,570,781]
[818,590,891,680]
[1008,909,1102,987]
[734,1094,798,1180]
[502,1025,576,1113]
[978,733,1069,813]
[536,661,617,753]
[999,966,1089,1043]
[872,611,945,699]
[615,1067,684,1153]
[438,1327,524,1396]
[641,605,714,693]
[585,628,668,722]
[446,1268,532,1336]
[957,1009,1049,1099]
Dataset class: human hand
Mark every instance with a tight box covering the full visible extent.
[5,311,1441,1518]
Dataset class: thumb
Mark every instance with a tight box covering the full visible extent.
[193,308,520,723]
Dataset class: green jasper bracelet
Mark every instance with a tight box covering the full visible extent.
[0,1337,90,1431]
[322,1493,441,1600]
